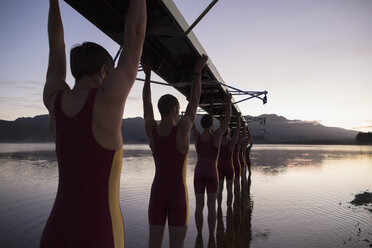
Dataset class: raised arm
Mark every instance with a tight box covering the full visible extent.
[117,0,146,75]
[93,0,146,140]
[142,64,156,149]
[215,93,232,139]
[43,0,69,112]
[98,0,146,107]
[178,54,208,133]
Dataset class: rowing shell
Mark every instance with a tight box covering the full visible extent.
[64,0,245,128]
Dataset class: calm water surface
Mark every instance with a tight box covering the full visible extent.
[0,143,371,247]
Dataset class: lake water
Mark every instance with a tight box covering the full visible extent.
[0,143,371,248]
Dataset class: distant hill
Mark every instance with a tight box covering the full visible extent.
[0,115,148,143]
[246,114,358,144]
[0,115,50,142]
[0,114,358,144]
[121,117,147,143]
[355,132,372,144]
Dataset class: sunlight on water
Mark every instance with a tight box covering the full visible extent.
[0,144,371,247]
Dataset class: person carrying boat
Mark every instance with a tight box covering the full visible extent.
[217,114,241,208]
[40,0,146,247]
[240,127,249,187]
[245,128,254,176]
[142,54,208,248]
[192,94,232,237]
[232,123,243,196]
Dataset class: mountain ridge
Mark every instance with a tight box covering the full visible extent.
[247,114,358,143]
[0,114,359,144]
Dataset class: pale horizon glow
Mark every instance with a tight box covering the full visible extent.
[0,0,371,132]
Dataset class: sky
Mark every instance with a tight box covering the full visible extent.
[0,0,371,132]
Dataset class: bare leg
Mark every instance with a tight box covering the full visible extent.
[217,179,224,207]
[149,224,165,248]
[195,193,205,234]
[169,225,187,248]
[226,179,233,207]
[207,193,217,236]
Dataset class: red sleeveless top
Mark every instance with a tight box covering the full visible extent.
[196,135,219,167]
[41,88,124,248]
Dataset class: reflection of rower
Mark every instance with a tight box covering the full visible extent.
[226,206,234,246]
[216,206,226,247]
[216,205,234,248]
[232,184,241,247]
[231,154,253,248]
[240,173,253,246]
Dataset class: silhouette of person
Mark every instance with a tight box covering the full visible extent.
[240,127,249,190]
[192,94,231,239]
[142,55,208,248]
[233,119,244,198]
[216,146,253,248]
[245,129,253,176]
[41,0,146,247]
[217,115,241,208]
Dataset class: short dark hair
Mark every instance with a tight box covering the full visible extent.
[201,114,213,128]
[158,94,179,118]
[70,42,114,81]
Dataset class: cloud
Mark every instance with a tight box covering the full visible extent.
[0,95,42,108]
[127,96,140,101]
[287,120,321,125]
[352,125,372,129]
[1,80,42,87]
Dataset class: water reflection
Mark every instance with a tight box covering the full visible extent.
[214,173,254,248]
[0,150,56,161]
[252,149,326,175]
[252,145,372,176]
[194,233,216,248]
[1,144,372,247]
